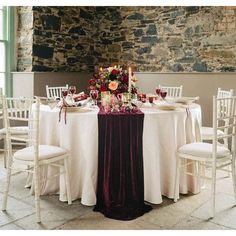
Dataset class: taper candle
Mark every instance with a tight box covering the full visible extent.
[128,67,132,93]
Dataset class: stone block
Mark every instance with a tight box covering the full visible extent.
[185,6,200,16]
[133,29,144,37]
[192,62,207,72]
[168,37,183,47]
[32,44,54,59]
[108,44,121,52]
[114,36,126,42]
[146,24,157,35]
[68,27,86,35]
[127,13,144,20]
[168,19,175,25]
[141,36,158,44]
[32,65,54,71]
[42,15,61,31]
[177,57,195,63]
[172,63,184,72]
[80,8,93,20]
[122,41,135,49]
[136,47,151,55]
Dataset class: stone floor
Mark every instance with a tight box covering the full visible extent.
[0,154,236,230]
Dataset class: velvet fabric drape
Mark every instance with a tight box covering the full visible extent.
[94,110,152,220]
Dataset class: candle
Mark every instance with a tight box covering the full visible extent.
[128,67,132,93]
[100,67,103,72]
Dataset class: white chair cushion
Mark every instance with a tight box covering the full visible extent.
[14,145,68,161]
[201,126,224,140]
[0,126,29,139]
[178,142,230,159]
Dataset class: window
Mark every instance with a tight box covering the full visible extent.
[0,7,15,95]
[0,7,6,91]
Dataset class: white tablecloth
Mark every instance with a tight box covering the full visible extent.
[38,103,202,205]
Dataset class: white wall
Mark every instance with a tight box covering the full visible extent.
[136,72,236,126]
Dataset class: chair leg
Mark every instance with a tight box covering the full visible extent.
[33,166,41,223]
[64,158,72,205]
[210,164,217,218]
[174,154,180,202]
[3,137,7,169]
[231,157,236,204]
[2,158,13,211]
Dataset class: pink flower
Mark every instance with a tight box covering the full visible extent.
[108,81,118,91]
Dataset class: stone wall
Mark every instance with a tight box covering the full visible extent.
[17,6,33,71]
[16,6,236,72]
[17,6,97,72]
[94,6,236,72]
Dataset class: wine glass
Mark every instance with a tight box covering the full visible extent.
[62,89,68,98]
[69,86,76,95]
[141,94,146,103]
[160,91,167,100]
[156,87,161,97]
[149,96,154,104]
[90,89,99,106]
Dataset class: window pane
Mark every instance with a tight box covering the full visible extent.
[0,10,3,39]
[0,43,5,72]
[0,73,5,92]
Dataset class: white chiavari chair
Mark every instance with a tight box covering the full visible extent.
[1,95,72,223]
[0,88,29,168]
[46,84,69,99]
[201,88,234,143]
[174,96,236,218]
[158,85,183,98]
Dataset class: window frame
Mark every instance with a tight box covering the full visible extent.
[0,6,15,96]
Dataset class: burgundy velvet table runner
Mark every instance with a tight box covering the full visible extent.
[93,109,152,220]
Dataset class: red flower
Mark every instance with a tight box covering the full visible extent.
[89,79,96,86]
[111,69,119,75]
[100,83,107,92]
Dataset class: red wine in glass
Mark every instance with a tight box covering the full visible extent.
[160,91,167,100]
[90,90,98,106]
[156,88,161,96]
[62,89,68,98]
[149,97,154,103]
[69,86,76,95]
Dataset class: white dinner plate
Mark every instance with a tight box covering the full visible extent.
[61,106,93,113]
[174,96,199,105]
[155,104,177,110]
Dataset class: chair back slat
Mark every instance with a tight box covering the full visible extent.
[46,84,69,99]
[213,96,236,159]
[217,88,233,98]
[158,85,183,98]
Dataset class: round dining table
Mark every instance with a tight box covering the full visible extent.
[37,102,202,206]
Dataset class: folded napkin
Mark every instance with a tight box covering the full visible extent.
[174,96,199,104]
[73,91,88,102]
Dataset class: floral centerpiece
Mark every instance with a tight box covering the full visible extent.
[88,66,138,98]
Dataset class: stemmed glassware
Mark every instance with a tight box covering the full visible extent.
[62,89,68,99]
[90,89,99,107]
[69,86,76,96]
[156,87,167,100]
[160,90,167,100]
[155,87,161,97]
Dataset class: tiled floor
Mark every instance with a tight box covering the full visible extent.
[0,154,236,230]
